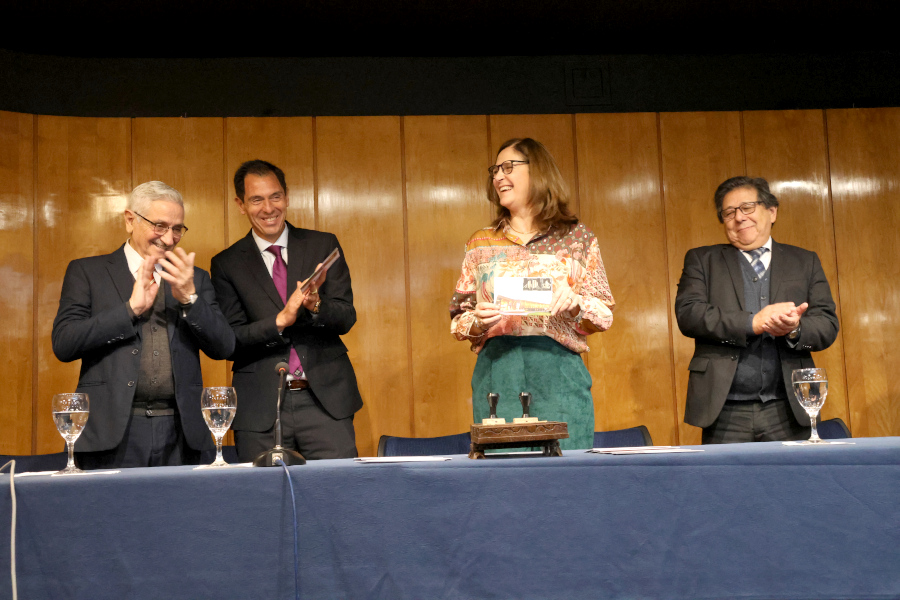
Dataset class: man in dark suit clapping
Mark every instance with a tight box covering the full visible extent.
[52,181,235,468]
[675,176,839,443]
[211,160,362,461]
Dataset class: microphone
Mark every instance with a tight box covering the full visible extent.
[252,361,306,467]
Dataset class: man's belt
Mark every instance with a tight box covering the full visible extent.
[133,407,177,417]
[286,379,310,391]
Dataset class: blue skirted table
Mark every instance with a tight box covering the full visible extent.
[2,437,899,599]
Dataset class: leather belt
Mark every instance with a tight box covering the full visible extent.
[133,407,177,417]
[286,379,310,391]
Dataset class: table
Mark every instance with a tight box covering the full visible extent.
[2,438,899,600]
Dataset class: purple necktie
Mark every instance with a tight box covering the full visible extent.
[266,245,304,378]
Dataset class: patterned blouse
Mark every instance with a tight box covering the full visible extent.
[450,222,615,354]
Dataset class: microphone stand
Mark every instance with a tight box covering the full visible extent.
[253,365,306,467]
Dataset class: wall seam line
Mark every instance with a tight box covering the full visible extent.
[400,116,416,437]
[657,113,681,446]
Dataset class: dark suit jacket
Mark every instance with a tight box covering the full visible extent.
[674,241,839,428]
[210,223,362,432]
[51,245,236,453]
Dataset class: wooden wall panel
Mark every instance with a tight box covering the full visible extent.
[132,118,228,391]
[827,108,900,438]
[35,116,131,453]
[742,110,850,426]
[575,113,677,444]
[489,115,579,213]
[404,116,490,437]
[224,118,315,245]
[0,111,35,454]
[316,116,408,456]
[659,112,745,444]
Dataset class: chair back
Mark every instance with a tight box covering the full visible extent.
[0,452,67,473]
[593,425,653,448]
[818,418,852,439]
[377,433,471,457]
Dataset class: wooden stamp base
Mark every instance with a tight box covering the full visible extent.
[469,421,569,459]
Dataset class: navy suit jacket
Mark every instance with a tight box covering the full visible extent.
[674,241,839,428]
[51,245,236,452]
[210,223,363,432]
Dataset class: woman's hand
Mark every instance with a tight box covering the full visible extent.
[472,301,502,333]
[549,282,582,318]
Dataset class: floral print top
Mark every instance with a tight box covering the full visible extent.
[450,222,615,354]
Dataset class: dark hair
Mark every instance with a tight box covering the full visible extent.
[488,138,578,232]
[234,160,288,201]
[714,176,779,223]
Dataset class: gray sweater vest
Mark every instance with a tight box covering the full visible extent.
[726,255,787,402]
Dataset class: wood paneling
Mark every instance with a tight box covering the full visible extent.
[742,110,849,425]
[6,109,900,456]
[827,107,900,438]
[575,113,676,444]
[224,118,315,244]
[0,111,35,454]
[404,116,490,437]
[133,118,228,391]
[660,112,745,444]
[316,116,409,455]
[35,116,132,453]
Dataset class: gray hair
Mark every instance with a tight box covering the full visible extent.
[128,181,184,215]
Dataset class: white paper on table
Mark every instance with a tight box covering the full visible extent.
[494,276,553,315]
[50,470,120,477]
[354,456,453,463]
[193,462,255,470]
[782,441,855,446]
[588,446,704,455]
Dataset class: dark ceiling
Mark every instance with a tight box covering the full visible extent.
[3,0,894,58]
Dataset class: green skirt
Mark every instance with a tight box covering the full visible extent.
[472,336,595,450]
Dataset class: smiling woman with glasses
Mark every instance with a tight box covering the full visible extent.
[449,137,616,450]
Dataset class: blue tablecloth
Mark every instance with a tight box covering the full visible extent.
[2,438,899,600]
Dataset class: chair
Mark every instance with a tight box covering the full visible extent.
[0,452,68,473]
[818,417,852,439]
[593,425,653,448]
[377,433,472,457]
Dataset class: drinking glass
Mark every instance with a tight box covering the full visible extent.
[791,368,828,444]
[200,387,237,467]
[52,393,90,474]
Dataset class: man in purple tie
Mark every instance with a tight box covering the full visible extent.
[674,176,839,443]
[211,160,362,461]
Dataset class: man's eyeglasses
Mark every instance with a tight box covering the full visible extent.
[719,201,763,222]
[134,212,188,238]
[488,160,529,177]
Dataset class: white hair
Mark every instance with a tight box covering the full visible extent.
[128,181,184,216]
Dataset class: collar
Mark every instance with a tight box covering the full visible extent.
[251,225,289,254]
[743,236,774,256]
[123,239,163,278]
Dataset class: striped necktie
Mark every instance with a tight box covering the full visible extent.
[747,247,768,277]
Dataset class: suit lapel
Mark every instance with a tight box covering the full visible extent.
[721,245,746,311]
[238,232,285,309]
[164,281,178,342]
[769,240,785,300]
[286,224,315,294]
[107,245,136,303]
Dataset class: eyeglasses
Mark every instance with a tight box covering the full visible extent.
[133,212,188,238]
[719,201,763,221]
[488,160,529,177]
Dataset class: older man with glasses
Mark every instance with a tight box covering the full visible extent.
[674,176,839,443]
[52,181,235,468]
